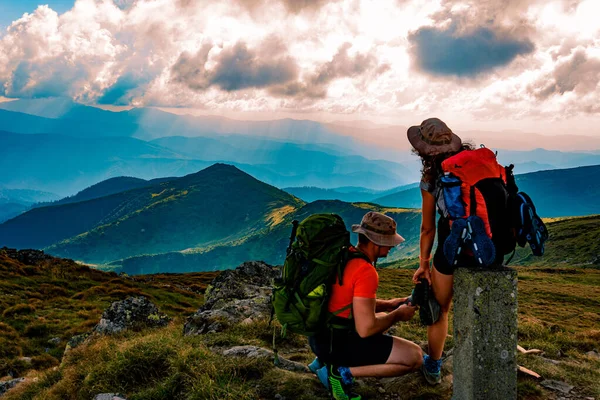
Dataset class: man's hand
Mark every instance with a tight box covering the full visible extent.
[387,297,409,310]
[393,304,417,322]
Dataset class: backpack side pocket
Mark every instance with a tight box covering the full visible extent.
[439,174,466,219]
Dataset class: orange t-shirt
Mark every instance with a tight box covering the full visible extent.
[328,254,378,319]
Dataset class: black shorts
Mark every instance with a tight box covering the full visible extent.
[433,216,455,275]
[309,329,393,367]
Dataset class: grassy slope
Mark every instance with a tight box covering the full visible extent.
[510,215,600,267]
[115,201,422,274]
[42,164,305,264]
[1,236,599,399]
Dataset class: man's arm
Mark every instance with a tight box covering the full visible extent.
[353,297,417,338]
[375,297,409,312]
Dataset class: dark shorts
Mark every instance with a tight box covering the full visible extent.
[309,329,394,367]
[433,217,455,276]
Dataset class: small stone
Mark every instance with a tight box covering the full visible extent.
[92,394,127,400]
[274,394,284,400]
[541,380,574,394]
[378,387,386,394]
[241,317,253,325]
[47,337,61,346]
[585,350,600,359]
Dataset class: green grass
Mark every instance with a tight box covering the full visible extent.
[1,250,599,399]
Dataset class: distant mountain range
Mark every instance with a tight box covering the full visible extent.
[368,164,600,218]
[0,128,414,196]
[2,98,600,200]
[0,162,597,274]
[0,164,421,272]
[0,187,60,223]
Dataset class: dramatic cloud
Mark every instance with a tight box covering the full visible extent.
[271,43,387,99]
[0,0,599,128]
[237,0,338,13]
[171,39,299,92]
[529,49,600,101]
[408,25,535,78]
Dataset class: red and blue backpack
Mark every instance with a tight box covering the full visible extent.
[437,147,548,265]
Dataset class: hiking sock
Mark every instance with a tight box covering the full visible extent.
[338,366,354,386]
[308,357,324,374]
[423,354,442,373]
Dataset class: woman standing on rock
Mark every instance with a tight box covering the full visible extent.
[407,118,475,384]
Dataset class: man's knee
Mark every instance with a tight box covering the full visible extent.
[410,343,424,370]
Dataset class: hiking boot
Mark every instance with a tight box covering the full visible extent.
[466,215,496,267]
[443,218,467,266]
[411,279,441,326]
[421,354,442,385]
[328,365,361,400]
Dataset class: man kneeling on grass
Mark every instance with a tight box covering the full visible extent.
[308,211,423,400]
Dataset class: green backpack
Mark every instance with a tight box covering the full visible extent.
[271,213,369,337]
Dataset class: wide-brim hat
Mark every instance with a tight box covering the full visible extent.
[407,117,462,156]
[351,211,405,247]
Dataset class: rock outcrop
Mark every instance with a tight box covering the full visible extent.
[184,261,278,335]
[0,247,53,265]
[93,296,170,335]
[65,297,170,354]
[0,378,25,397]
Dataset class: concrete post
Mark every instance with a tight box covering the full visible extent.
[452,267,518,400]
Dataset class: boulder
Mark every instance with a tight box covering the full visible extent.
[93,296,170,335]
[65,297,169,356]
[184,261,278,335]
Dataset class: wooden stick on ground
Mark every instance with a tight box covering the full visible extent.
[518,365,541,379]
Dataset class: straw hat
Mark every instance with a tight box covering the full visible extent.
[351,211,405,247]
[407,117,462,156]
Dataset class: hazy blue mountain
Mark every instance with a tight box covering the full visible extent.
[34,176,176,208]
[496,148,600,170]
[151,135,350,162]
[0,187,60,223]
[511,162,557,174]
[283,182,420,203]
[0,202,29,224]
[0,164,305,263]
[371,186,422,209]
[152,136,413,189]
[370,165,600,217]
[0,98,411,165]
[0,131,212,196]
[515,165,600,217]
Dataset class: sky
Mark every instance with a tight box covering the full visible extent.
[0,0,599,135]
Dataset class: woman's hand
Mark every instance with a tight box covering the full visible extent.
[412,263,431,285]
